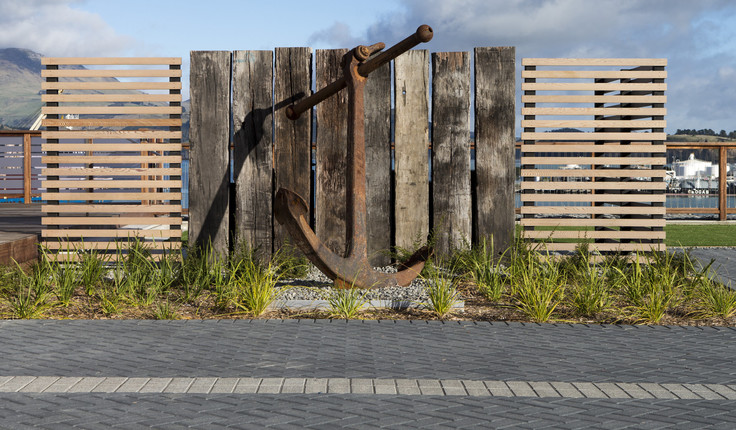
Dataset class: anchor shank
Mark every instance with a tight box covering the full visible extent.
[344,54,368,260]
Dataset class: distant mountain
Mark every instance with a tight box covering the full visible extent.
[0,48,189,139]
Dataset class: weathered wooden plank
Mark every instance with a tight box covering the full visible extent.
[394,50,429,252]
[232,50,274,260]
[474,46,515,253]
[363,57,391,266]
[522,58,667,66]
[431,51,471,255]
[314,49,349,257]
[189,51,231,255]
[273,47,312,253]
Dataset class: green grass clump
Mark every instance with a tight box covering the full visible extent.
[326,286,368,319]
[421,262,460,319]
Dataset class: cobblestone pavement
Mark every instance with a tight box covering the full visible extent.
[1,320,735,428]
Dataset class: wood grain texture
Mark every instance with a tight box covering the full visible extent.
[522,58,667,66]
[363,58,391,266]
[315,49,348,257]
[431,51,471,255]
[42,57,181,65]
[474,47,516,253]
[189,51,231,255]
[232,50,274,260]
[394,50,429,251]
[273,47,312,253]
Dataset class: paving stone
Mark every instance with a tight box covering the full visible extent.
[572,382,608,398]
[115,378,150,393]
[43,377,83,393]
[615,383,654,399]
[350,378,374,394]
[462,380,490,397]
[661,383,701,399]
[549,381,584,398]
[639,382,678,399]
[418,379,444,395]
[327,378,350,394]
[373,379,397,395]
[187,377,217,394]
[485,380,514,397]
[705,384,736,400]
[395,379,420,395]
[304,378,327,394]
[18,376,58,393]
[0,376,36,392]
[91,377,128,393]
[137,377,171,393]
[233,378,261,394]
[210,378,239,394]
[684,383,726,400]
[258,378,284,394]
[163,378,194,393]
[506,381,537,397]
[528,381,560,398]
[67,377,105,393]
[440,379,467,396]
[595,382,630,399]
[280,378,306,394]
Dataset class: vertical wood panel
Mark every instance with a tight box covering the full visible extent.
[315,49,348,256]
[364,60,391,266]
[432,52,471,255]
[394,50,429,251]
[189,51,231,255]
[233,50,273,260]
[274,47,312,253]
[23,132,31,204]
[475,47,516,253]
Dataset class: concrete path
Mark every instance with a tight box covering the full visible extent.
[1,320,735,428]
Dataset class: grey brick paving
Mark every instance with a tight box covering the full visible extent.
[685,247,736,289]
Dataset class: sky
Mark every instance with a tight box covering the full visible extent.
[1,0,736,134]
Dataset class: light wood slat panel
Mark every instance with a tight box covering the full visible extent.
[522,95,667,104]
[42,106,180,114]
[539,243,665,252]
[42,204,181,213]
[521,132,666,141]
[42,69,181,78]
[42,82,180,90]
[42,131,181,140]
[521,181,665,190]
[521,194,666,203]
[522,120,666,128]
[44,241,179,250]
[521,70,667,79]
[521,156,666,165]
[42,57,181,65]
[522,218,665,227]
[520,144,665,153]
[523,82,666,91]
[43,118,180,127]
[42,167,180,176]
[42,217,183,225]
[524,230,666,240]
[522,58,667,66]
[43,155,181,164]
[42,143,182,151]
[43,230,181,238]
[521,108,666,116]
[42,94,181,103]
[42,192,181,200]
[521,168,665,177]
[520,206,666,215]
[47,253,179,262]
[43,180,181,188]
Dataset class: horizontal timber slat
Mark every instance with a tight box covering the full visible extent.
[521,108,666,116]
[521,218,665,227]
[43,155,181,164]
[42,230,181,238]
[44,241,180,251]
[519,144,665,153]
[538,243,665,252]
[522,58,667,66]
[42,106,180,115]
[521,120,666,128]
[42,143,182,151]
[42,131,181,140]
[42,217,182,225]
[523,82,666,91]
[42,118,180,128]
[42,81,181,90]
[521,132,667,141]
[42,167,180,176]
[42,94,181,103]
[42,57,181,65]
[521,194,666,203]
[521,181,665,190]
[42,180,181,188]
[42,204,181,213]
[42,192,181,200]
[523,230,666,240]
[521,169,666,177]
[520,206,666,215]
[521,70,667,79]
[41,69,182,78]
[522,95,667,104]
[521,157,666,165]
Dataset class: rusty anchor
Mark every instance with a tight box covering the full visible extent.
[275,25,434,289]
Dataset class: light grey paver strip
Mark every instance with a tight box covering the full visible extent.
[661,383,700,399]
[43,377,83,393]
[0,376,12,388]
[395,379,420,395]
[549,381,584,398]
[18,376,59,393]
[684,383,726,400]
[115,378,150,393]
[506,381,537,397]
[0,376,36,392]
[304,378,327,394]
[67,377,105,393]
[280,378,306,394]
[440,379,467,396]
[233,378,261,394]
[484,380,514,397]
[373,379,397,395]
[462,380,490,396]
[138,377,172,393]
[572,382,608,398]
[163,377,195,393]
[327,378,350,394]
[188,377,218,394]
[91,377,128,393]
[417,379,443,395]
[210,378,239,394]
[257,378,283,394]
[351,378,374,394]
[616,383,654,399]
[639,382,678,399]
[705,383,736,400]
[594,382,630,399]
[528,381,560,398]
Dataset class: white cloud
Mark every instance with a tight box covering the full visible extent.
[0,0,135,56]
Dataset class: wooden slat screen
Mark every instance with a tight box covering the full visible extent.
[40,57,182,260]
[520,58,667,253]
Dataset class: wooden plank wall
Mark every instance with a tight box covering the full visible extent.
[40,57,183,259]
[188,47,516,261]
[520,58,667,253]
